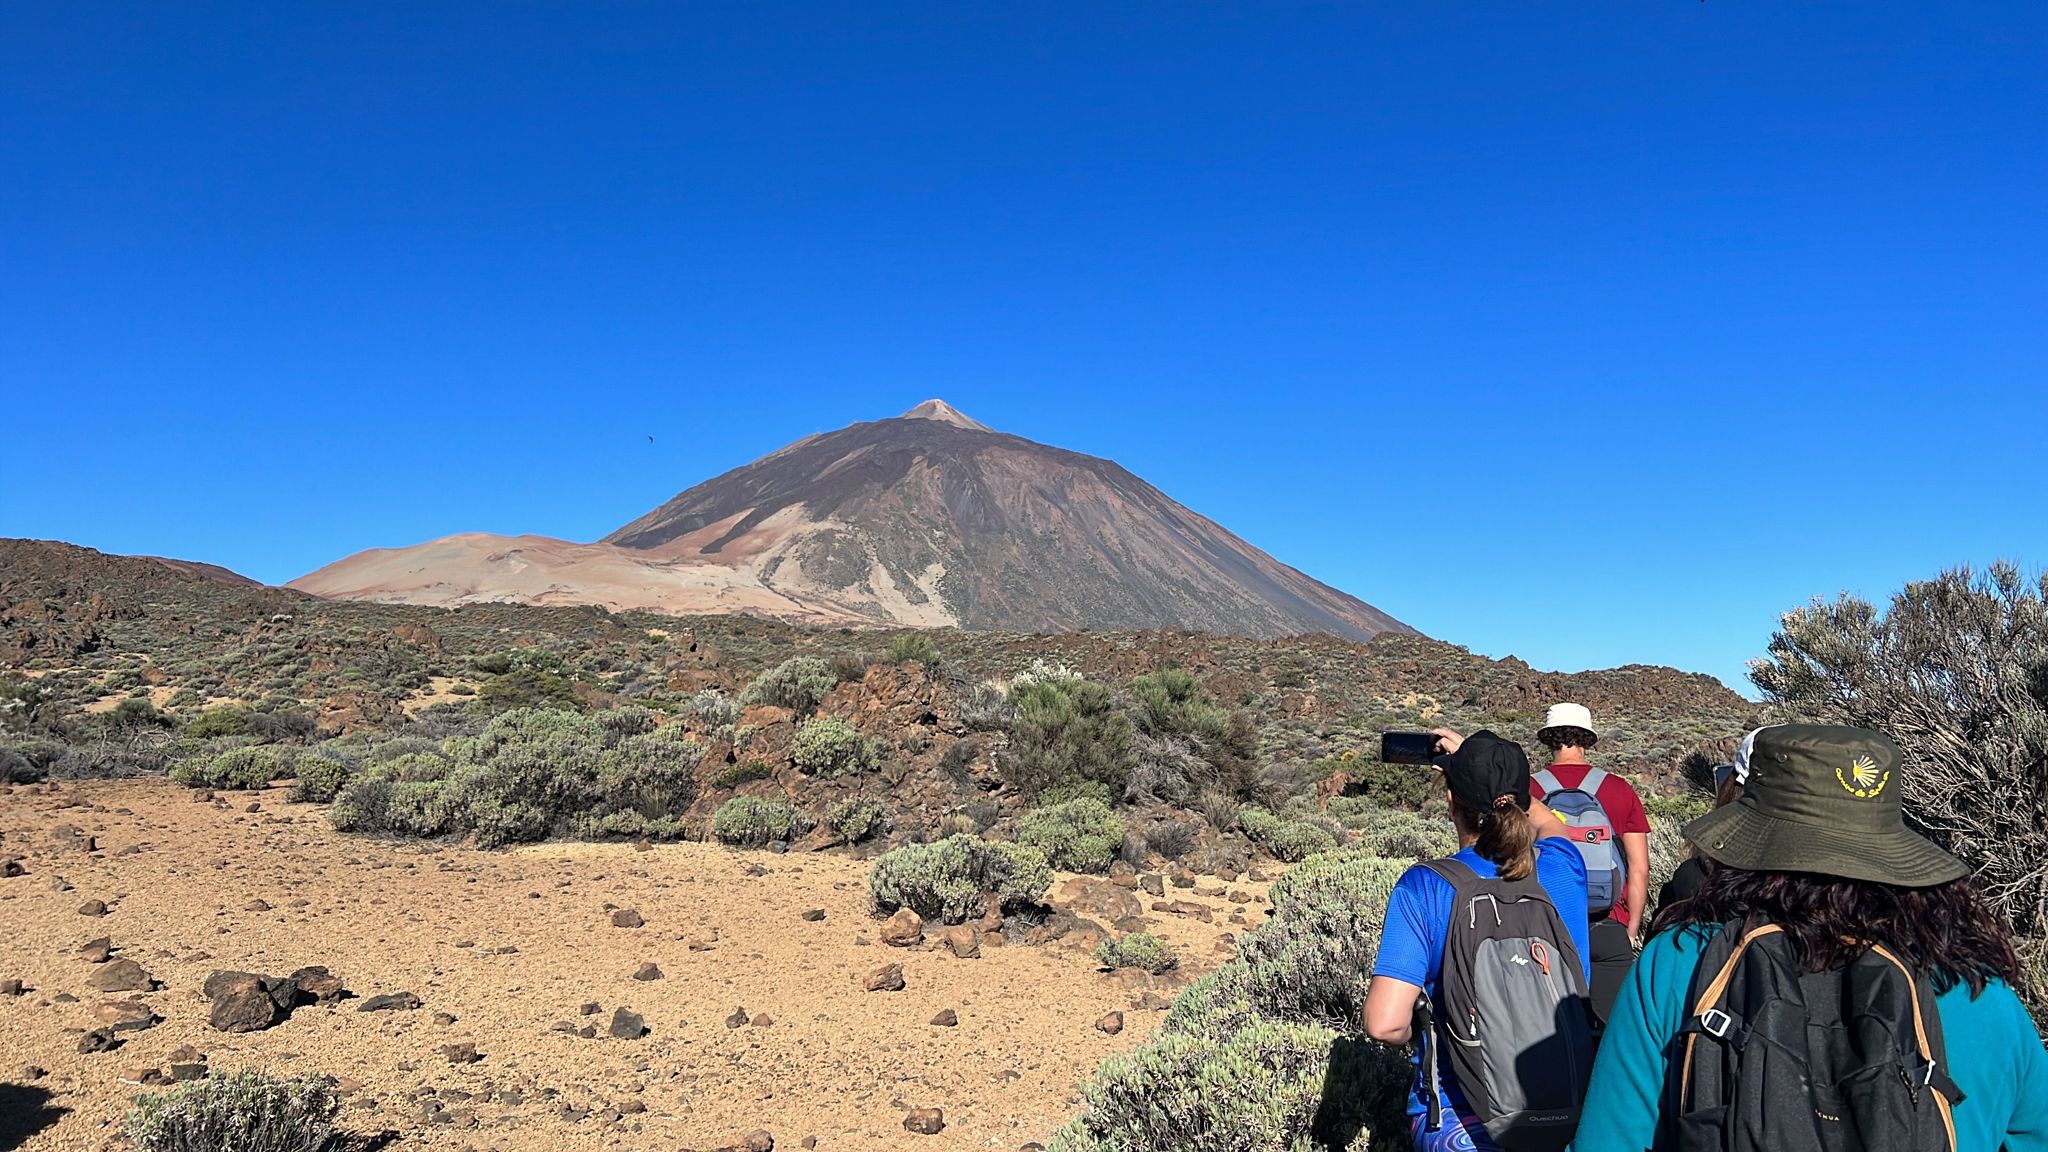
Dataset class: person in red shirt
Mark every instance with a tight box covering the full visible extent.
[1524,702,1650,1035]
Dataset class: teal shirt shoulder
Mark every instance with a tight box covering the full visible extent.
[1572,926,2048,1152]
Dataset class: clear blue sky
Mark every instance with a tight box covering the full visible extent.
[4,4,2044,694]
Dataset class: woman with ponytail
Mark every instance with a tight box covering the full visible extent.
[1365,729,1587,1152]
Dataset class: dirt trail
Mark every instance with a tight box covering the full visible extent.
[0,780,1265,1151]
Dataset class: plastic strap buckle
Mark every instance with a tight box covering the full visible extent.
[1698,1009,1734,1039]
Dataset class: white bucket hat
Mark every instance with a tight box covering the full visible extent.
[1538,703,1597,744]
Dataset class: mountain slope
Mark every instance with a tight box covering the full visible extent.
[294,402,1413,641]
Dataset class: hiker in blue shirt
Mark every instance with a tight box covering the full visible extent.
[1365,729,1593,1152]
[1573,724,2048,1152]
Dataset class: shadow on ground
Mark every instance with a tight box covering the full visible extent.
[0,1083,67,1151]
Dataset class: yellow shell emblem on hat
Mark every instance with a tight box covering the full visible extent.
[1837,754,1890,799]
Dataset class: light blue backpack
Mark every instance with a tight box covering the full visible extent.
[1535,767,1625,913]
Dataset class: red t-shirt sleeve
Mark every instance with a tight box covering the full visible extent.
[1600,777,1652,836]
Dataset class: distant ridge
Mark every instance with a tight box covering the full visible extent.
[294,403,1414,641]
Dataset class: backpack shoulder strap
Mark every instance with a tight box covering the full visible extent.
[1675,923,1784,1114]
[1577,766,1610,798]
[1420,856,1480,891]
[1533,768,1563,794]
[1867,943,1963,1151]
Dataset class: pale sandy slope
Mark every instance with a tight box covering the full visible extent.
[0,781,1261,1152]
[288,531,888,627]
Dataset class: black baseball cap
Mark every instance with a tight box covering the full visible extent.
[1437,730,1532,814]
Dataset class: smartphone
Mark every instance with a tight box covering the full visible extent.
[1380,731,1442,766]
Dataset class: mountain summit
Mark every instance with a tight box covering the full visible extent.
[294,404,1413,640]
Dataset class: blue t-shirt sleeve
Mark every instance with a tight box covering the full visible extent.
[1372,865,1444,987]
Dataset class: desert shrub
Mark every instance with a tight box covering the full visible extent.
[1099,932,1178,974]
[1313,751,1435,811]
[475,653,580,709]
[1000,673,1135,803]
[886,633,942,670]
[1329,803,1457,863]
[382,780,455,837]
[1142,820,1200,861]
[933,810,982,839]
[830,652,872,683]
[685,689,740,737]
[956,682,1015,731]
[712,759,773,789]
[711,795,810,847]
[1643,792,1713,828]
[594,724,701,819]
[1239,806,1338,862]
[0,744,51,784]
[791,716,879,776]
[327,777,393,832]
[1197,788,1241,832]
[1752,564,2048,950]
[323,708,694,847]
[827,795,890,843]
[1123,668,1261,804]
[740,656,836,713]
[1019,797,1127,873]
[125,1068,340,1152]
[287,754,352,804]
[183,705,252,739]
[869,835,1054,923]
[1646,820,1691,919]
[598,705,658,740]
[1050,1015,1369,1152]
[171,745,294,791]
[1056,844,1414,1151]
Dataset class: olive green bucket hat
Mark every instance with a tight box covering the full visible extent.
[1683,723,1967,887]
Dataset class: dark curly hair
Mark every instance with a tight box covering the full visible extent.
[1537,725,1597,751]
[1650,863,2023,999]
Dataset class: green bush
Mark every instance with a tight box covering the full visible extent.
[287,754,352,804]
[322,708,698,847]
[713,759,773,789]
[171,745,295,791]
[183,705,253,739]
[740,656,837,713]
[791,716,879,776]
[1019,797,1127,873]
[1098,933,1178,974]
[126,1069,340,1152]
[886,633,942,670]
[827,795,890,844]
[1329,803,1457,863]
[1124,667,1261,804]
[869,835,1054,924]
[1000,673,1135,803]
[1050,1015,1366,1152]
[1239,806,1339,862]
[1056,844,1413,1152]
[594,724,701,819]
[328,777,394,832]
[711,795,811,847]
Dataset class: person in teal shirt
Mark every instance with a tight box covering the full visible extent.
[1572,724,2048,1152]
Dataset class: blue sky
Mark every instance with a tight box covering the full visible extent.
[4,3,2044,694]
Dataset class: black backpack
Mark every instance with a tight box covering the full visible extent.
[1417,858,1594,1152]
[1661,921,1962,1152]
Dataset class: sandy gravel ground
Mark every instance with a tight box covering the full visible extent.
[0,780,1264,1152]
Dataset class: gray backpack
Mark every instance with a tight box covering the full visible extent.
[1418,857,1594,1152]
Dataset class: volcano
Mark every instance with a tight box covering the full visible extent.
[292,401,1413,641]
